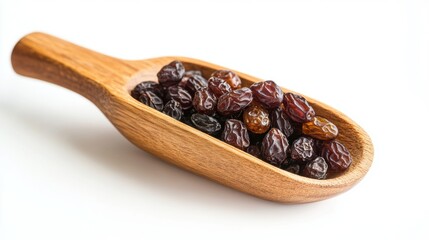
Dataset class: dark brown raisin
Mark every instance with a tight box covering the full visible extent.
[185,75,208,94]
[208,77,232,98]
[250,80,284,109]
[211,70,241,89]
[303,157,328,179]
[221,119,250,150]
[283,93,315,123]
[163,100,183,120]
[270,107,294,138]
[193,89,217,115]
[191,113,221,135]
[138,91,164,111]
[157,61,185,87]
[217,87,253,116]
[243,104,270,134]
[131,81,164,100]
[284,163,300,175]
[290,136,315,162]
[302,116,338,140]
[166,86,193,110]
[321,140,352,172]
[246,145,261,158]
[261,128,289,167]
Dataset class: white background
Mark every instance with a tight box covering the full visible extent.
[1,0,428,239]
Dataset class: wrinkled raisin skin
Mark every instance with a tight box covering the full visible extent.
[321,140,352,172]
[303,157,328,179]
[261,128,289,167]
[247,145,262,158]
[221,119,250,150]
[132,81,164,100]
[290,136,316,162]
[185,75,208,94]
[191,113,221,135]
[163,100,183,120]
[283,93,315,123]
[211,70,241,90]
[166,86,193,110]
[284,164,300,175]
[138,91,164,111]
[270,107,294,138]
[250,80,284,109]
[157,61,185,87]
[217,87,253,116]
[243,104,270,134]
[208,77,232,98]
[192,89,217,115]
[302,116,338,140]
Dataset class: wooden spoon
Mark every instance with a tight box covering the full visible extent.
[11,32,373,203]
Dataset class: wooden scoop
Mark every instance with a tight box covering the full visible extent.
[11,32,373,203]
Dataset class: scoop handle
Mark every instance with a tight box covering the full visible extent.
[11,32,136,103]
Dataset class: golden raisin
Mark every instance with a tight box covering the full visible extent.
[243,104,270,134]
[302,116,338,140]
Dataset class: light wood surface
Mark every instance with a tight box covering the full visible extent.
[11,32,374,203]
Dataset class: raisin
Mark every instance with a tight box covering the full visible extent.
[131,81,164,100]
[166,86,193,110]
[138,90,164,111]
[221,119,250,150]
[163,100,183,120]
[217,87,253,116]
[270,107,294,138]
[243,104,270,134]
[290,136,315,162]
[321,140,352,172]
[208,77,232,98]
[284,163,300,175]
[247,145,261,158]
[211,70,241,89]
[191,113,221,135]
[250,80,284,109]
[157,60,185,87]
[303,157,328,179]
[185,74,208,94]
[261,128,289,167]
[193,89,217,115]
[283,93,315,123]
[302,116,338,140]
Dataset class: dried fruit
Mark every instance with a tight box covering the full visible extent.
[166,86,193,110]
[243,104,270,134]
[138,90,164,111]
[283,93,315,123]
[302,116,338,140]
[191,113,221,135]
[270,107,294,138]
[284,164,300,175]
[303,157,328,179]
[157,60,185,87]
[322,140,352,172]
[193,89,217,115]
[217,87,253,116]
[211,70,241,89]
[163,100,183,120]
[208,77,232,98]
[250,80,284,109]
[131,81,164,100]
[139,91,164,111]
[261,128,289,167]
[221,119,250,150]
[185,74,208,94]
[290,137,315,162]
[247,145,261,158]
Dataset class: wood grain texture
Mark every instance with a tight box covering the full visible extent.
[11,32,374,203]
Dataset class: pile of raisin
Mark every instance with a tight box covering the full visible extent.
[131,60,352,180]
